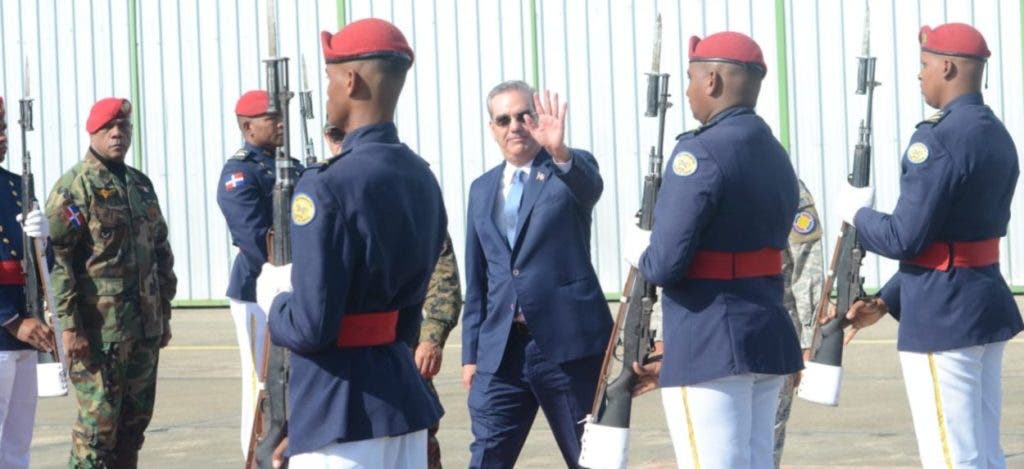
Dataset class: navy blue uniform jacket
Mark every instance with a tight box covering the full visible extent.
[0,167,30,351]
[268,123,446,454]
[857,92,1023,352]
[216,144,301,302]
[462,149,612,373]
[638,106,803,387]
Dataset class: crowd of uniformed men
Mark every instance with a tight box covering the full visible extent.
[0,14,1017,469]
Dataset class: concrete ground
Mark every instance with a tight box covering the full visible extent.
[30,304,1024,468]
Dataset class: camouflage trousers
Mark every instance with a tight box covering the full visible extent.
[773,372,797,469]
[425,379,442,469]
[68,336,161,469]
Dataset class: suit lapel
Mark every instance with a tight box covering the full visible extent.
[482,164,511,253]
[511,154,553,252]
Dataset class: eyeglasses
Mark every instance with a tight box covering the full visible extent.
[492,110,536,128]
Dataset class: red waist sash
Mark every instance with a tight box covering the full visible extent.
[0,260,25,286]
[904,239,999,271]
[686,248,783,280]
[336,310,399,348]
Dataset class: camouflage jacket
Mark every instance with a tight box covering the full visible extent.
[45,151,177,342]
[418,234,462,346]
[650,180,824,348]
[783,180,824,348]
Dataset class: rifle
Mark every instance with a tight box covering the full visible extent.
[18,61,68,397]
[246,2,294,467]
[297,55,318,167]
[579,15,670,469]
[798,3,878,407]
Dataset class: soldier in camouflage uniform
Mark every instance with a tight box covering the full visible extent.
[774,180,823,467]
[417,235,462,469]
[648,179,822,468]
[45,98,176,468]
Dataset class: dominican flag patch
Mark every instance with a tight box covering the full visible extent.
[224,172,245,191]
[65,204,85,228]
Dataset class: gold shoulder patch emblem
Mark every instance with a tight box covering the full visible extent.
[672,152,698,176]
[907,142,929,164]
[292,193,316,226]
[792,211,817,234]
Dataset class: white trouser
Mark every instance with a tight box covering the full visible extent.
[900,341,1007,469]
[230,299,268,458]
[289,429,427,469]
[661,373,784,469]
[0,349,37,469]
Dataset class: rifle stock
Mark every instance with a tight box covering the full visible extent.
[246,5,295,465]
[17,86,68,396]
[798,24,878,406]
[579,17,670,468]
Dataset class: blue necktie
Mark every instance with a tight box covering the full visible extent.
[503,170,526,246]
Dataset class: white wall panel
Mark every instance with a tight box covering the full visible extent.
[2,0,1024,301]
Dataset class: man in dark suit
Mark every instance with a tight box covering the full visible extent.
[462,80,612,468]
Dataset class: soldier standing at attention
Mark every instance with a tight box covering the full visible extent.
[215,90,290,458]
[625,32,802,468]
[45,97,177,468]
[773,180,823,467]
[0,96,56,469]
[256,18,447,466]
[324,123,463,469]
[841,23,1022,467]
[642,180,824,469]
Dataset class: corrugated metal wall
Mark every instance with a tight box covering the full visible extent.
[2,0,1023,302]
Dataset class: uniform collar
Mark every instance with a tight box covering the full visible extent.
[341,122,400,153]
[243,142,275,162]
[942,92,983,113]
[695,105,754,134]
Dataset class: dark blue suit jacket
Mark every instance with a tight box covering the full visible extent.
[462,149,612,374]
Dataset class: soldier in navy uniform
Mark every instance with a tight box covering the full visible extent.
[840,23,1022,468]
[0,96,55,469]
[623,32,802,468]
[256,18,446,467]
[215,90,297,458]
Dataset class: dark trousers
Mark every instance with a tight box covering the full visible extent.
[468,326,601,469]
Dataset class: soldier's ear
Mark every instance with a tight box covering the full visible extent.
[706,69,724,98]
[345,68,360,97]
[942,58,956,81]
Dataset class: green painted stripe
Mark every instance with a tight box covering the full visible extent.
[128,0,143,168]
[337,0,346,28]
[774,0,791,150]
[529,0,539,88]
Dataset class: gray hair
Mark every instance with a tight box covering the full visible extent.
[486,80,535,117]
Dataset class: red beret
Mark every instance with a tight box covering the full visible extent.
[86,98,131,134]
[919,23,990,60]
[688,31,766,74]
[320,18,414,65]
[235,90,271,117]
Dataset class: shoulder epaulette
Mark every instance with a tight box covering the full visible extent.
[229,147,249,160]
[675,129,698,141]
[915,110,947,128]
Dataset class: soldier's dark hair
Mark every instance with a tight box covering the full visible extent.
[486,80,536,117]
[369,55,413,78]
